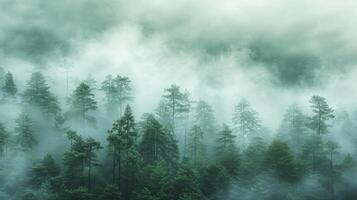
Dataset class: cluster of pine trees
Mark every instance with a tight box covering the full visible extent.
[0,67,357,200]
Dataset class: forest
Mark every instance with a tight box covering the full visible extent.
[2,0,357,200]
[0,68,357,200]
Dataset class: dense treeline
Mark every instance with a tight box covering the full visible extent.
[0,68,357,200]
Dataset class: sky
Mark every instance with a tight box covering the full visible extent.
[1,0,357,131]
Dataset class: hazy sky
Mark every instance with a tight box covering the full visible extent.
[1,0,357,130]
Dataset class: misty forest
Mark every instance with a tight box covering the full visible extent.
[1,1,357,200]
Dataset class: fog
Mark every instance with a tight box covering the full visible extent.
[1,1,357,200]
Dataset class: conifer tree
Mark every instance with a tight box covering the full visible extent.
[32,154,60,186]
[15,113,37,151]
[2,72,17,99]
[139,114,167,165]
[101,75,133,117]
[187,125,206,166]
[0,123,9,157]
[232,99,261,143]
[308,95,335,135]
[194,100,217,140]
[160,85,190,132]
[68,82,97,125]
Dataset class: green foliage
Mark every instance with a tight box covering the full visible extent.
[0,123,9,156]
[32,154,60,186]
[194,100,217,141]
[187,125,206,167]
[22,72,60,117]
[68,82,97,125]
[1,72,17,99]
[232,98,261,140]
[15,113,37,151]
[100,75,133,116]
[308,95,334,135]
[139,114,169,165]
[264,140,303,183]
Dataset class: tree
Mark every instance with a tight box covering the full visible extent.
[0,123,9,157]
[308,95,334,135]
[194,100,217,145]
[15,113,37,151]
[22,72,61,117]
[160,85,190,133]
[101,75,133,117]
[32,154,60,186]
[139,114,168,165]
[264,140,302,183]
[83,137,102,192]
[215,124,240,176]
[107,105,137,198]
[0,67,5,89]
[2,72,17,99]
[232,99,261,143]
[325,141,340,200]
[63,131,86,189]
[68,82,97,125]
[215,124,236,153]
[277,104,308,152]
[173,161,205,200]
[187,125,206,167]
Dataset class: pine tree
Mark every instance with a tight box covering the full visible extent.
[139,114,168,165]
[107,105,137,198]
[0,123,10,157]
[264,140,301,183]
[187,125,206,167]
[63,131,86,189]
[0,67,5,89]
[232,98,261,143]
[68,82,97,125]
[277,104,308,151]
[101,75,133,117]
[32,154,60,186]
[160,85,190,133]
[308,95,334,135]
[2,72,17,99]
[194,100,217,140]
[325,141,340,200]
[15,113,37,151]
[114,75,133,116]
[22,72,60,119]
[83,137,102,192]
[215,124,240,176]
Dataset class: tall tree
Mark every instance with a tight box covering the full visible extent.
[215,124,240,176]
[160,85,190,133]
[32,154,60,186]
[2,72,17,99]
[0,123,9,157]
[277,104,308,151]
[84,137,102,192]
[325,141,340,200]
[68,82,97,125]
[194,100,217,145]
[107,105,137,199]
[187,125,206,167]
[0,67,5,89]
[139,114,168,165]
[264,140,301,183]
[308,95,334,135]
[15,113,37,151]
[63,131,88,189]
[114,75,133,116]
[232,99,261,142]
[22,72,61,121]
[101,75,133,117]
